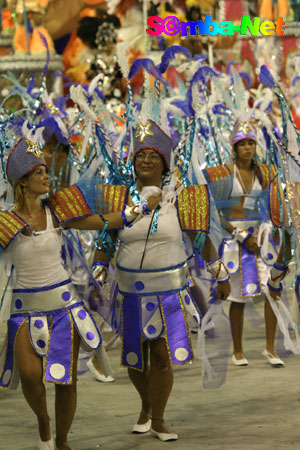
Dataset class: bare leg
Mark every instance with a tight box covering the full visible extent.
[149,338,173,434]
[264,295,278,356]
[229,301,246,359]
[189,281,208,316]
[91,354,105,375]
[55,329,81,450]
[14,322,51,442]
[94,345,114,377]
[127,341,151,424]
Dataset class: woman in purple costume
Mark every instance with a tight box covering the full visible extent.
[91,120,231,442]
[0,136,160,450]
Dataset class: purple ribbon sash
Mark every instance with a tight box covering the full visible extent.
[122,295,143,370]
[0,316,25,388]
[240,244,261,297]
[45,310,73,383]
[160,293,193,365]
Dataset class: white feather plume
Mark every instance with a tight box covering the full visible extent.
[88,73,104,97]
[232,67,246,111]
[116,37,141,80]
[295,56,300,75]
[191,83,205,118]
[55,116,69,139]
[213,75,236,113]
[163,98,186,118]
[21,120,45,143]
[252,86,273,112]
[70,85,97,122]
[107,0,120,14]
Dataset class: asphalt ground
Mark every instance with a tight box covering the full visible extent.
[0,268,299,450]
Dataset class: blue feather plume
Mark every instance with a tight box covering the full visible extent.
[158,45,192,74]
[292,76,300,86]
[259,65,276,88]
[194,54,206,63]
[189,65,220,87]
[53,72,72,82]
[226,61,235,74]
[94,88,105,102]
[55,96,67,115]
[37,117,68,145]
[265,101,273,114]
[128,58,165,83]
[171,99,193,116]
[212,104,231,116]
[185,66,219,114]
[38,31,50,77]
[27,75,36,94]
[238,72,251,89]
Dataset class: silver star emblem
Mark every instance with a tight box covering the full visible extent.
[135,122,154,143]
[26,140,43,158]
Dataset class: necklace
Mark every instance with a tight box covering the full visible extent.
[234,164,255,195]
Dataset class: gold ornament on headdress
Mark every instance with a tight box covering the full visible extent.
[135,122,154,143]
[26,140,43,158]
[46,104,60,115]
[236,119,256,136]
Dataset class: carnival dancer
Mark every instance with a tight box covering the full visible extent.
[203,119,291,368]
[0,134,160,450]
[91,119,231,442]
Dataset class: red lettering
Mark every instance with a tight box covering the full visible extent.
[146,16,164,36]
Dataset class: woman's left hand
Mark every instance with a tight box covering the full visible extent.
[217,280,231,301]
[268,287,281,301]
[244,235,259,254]
[147,193,162,211]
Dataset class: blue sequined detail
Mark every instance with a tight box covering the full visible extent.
[37,339,46,348]
[147,325,157,335]
[135,281,144,291]
[15,299,22,309]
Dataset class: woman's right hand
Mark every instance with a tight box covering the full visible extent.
[244,235,259,254]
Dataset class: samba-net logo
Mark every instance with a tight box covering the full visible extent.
[146,15,285,37]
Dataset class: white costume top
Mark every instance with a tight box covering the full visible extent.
[9,206,70,289]
[231,164,262,210]
[118,202,187,270]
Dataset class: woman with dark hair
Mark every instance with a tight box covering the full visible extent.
[77,9,120,49]
[204,119,291,368]
[91,119,230,442]
[77,10,124,98]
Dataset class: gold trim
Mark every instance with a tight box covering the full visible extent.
[43,315,53,385]
[178,291,194,363]
[69,310,74,385]
[159,293,194,367]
